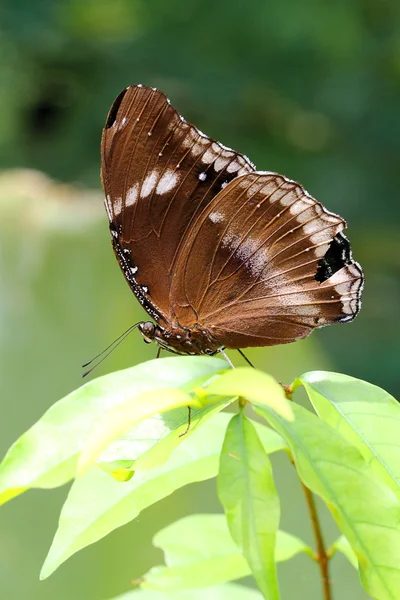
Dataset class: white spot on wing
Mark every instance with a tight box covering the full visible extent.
[221,232,267,277]
[209,211,224,223]
[314,243,329,258]
[156,169,179,195]
[246,183,261,197]
[310,230,331,244]
[104,195,112,219]
[291,203,313,220]
[126,184,139,207]
[227,161,240,173]
[141,171,159,198]
[202,149,216,164]
[303,220,319,235]
[199,172,207,181]
[214,157,229,171]
[277,190,296,207]
[190,144,203,157]
[114,197,123,215]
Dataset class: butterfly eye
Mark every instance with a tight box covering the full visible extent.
[138,321,156,341]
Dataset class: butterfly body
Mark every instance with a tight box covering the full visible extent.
[101,85,363,354]
[138,321,220,356]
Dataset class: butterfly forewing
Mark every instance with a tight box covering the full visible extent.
[101,85,255,323]
[171,172,363,347]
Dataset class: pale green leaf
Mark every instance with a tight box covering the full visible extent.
[0,356,227,504]
[41,414,226,579]
[218,413,280,599]
[78,388,204,474]
[98,397,227,476]
[205,368,293,421]
[153,513,309,566]
[256,402,400,600]
[331,535,358,569]
[298,371,400,497]
[41,415,285,579]
[99,413,286,480]
[140,514,311,590]
[109,582,263,600]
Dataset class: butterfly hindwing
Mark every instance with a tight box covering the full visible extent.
[171,172,363,347]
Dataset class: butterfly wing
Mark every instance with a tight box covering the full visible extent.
[101,85,255,324]
[171,172,364,347]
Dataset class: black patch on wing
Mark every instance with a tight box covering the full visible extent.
[195,163,238,190]
[105,88,128,129]
[315,233,352,282]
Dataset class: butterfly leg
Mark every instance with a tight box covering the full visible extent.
[156,346,162,359]
[179,406,192,437]
[237,349,255,368]
[219,348,235,369]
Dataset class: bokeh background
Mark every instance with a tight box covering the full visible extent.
[1,1,399,599]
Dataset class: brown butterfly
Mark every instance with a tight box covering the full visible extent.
[100,85,363,357]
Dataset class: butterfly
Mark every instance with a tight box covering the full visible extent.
[100,84,363,357]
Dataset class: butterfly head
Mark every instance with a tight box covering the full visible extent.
[138,321,157,344]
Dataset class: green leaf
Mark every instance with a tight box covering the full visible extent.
[255,402,400,600]
[99,410,287,480]
[155,514,308,567]
[331,535,358,569]
[98,398,227,476]
[78,387,205,474]
[298,371,400,497]
[108,582,263,599]
[205,368,293,421]
[40,412,228,580]
[140,514,311,590]
[41,415,286,579]
[0,356,228,504]
[218,413,280,600]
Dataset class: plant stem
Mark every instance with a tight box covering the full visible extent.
[301,481,332,600]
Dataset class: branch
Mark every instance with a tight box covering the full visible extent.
[301,482,332,600]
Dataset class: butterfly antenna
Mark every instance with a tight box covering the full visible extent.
[82,323,140,377]
[237,349,255,368]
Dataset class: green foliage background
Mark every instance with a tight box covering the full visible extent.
[0,1,399,598]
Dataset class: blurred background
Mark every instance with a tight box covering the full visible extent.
[0,1,399,598]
